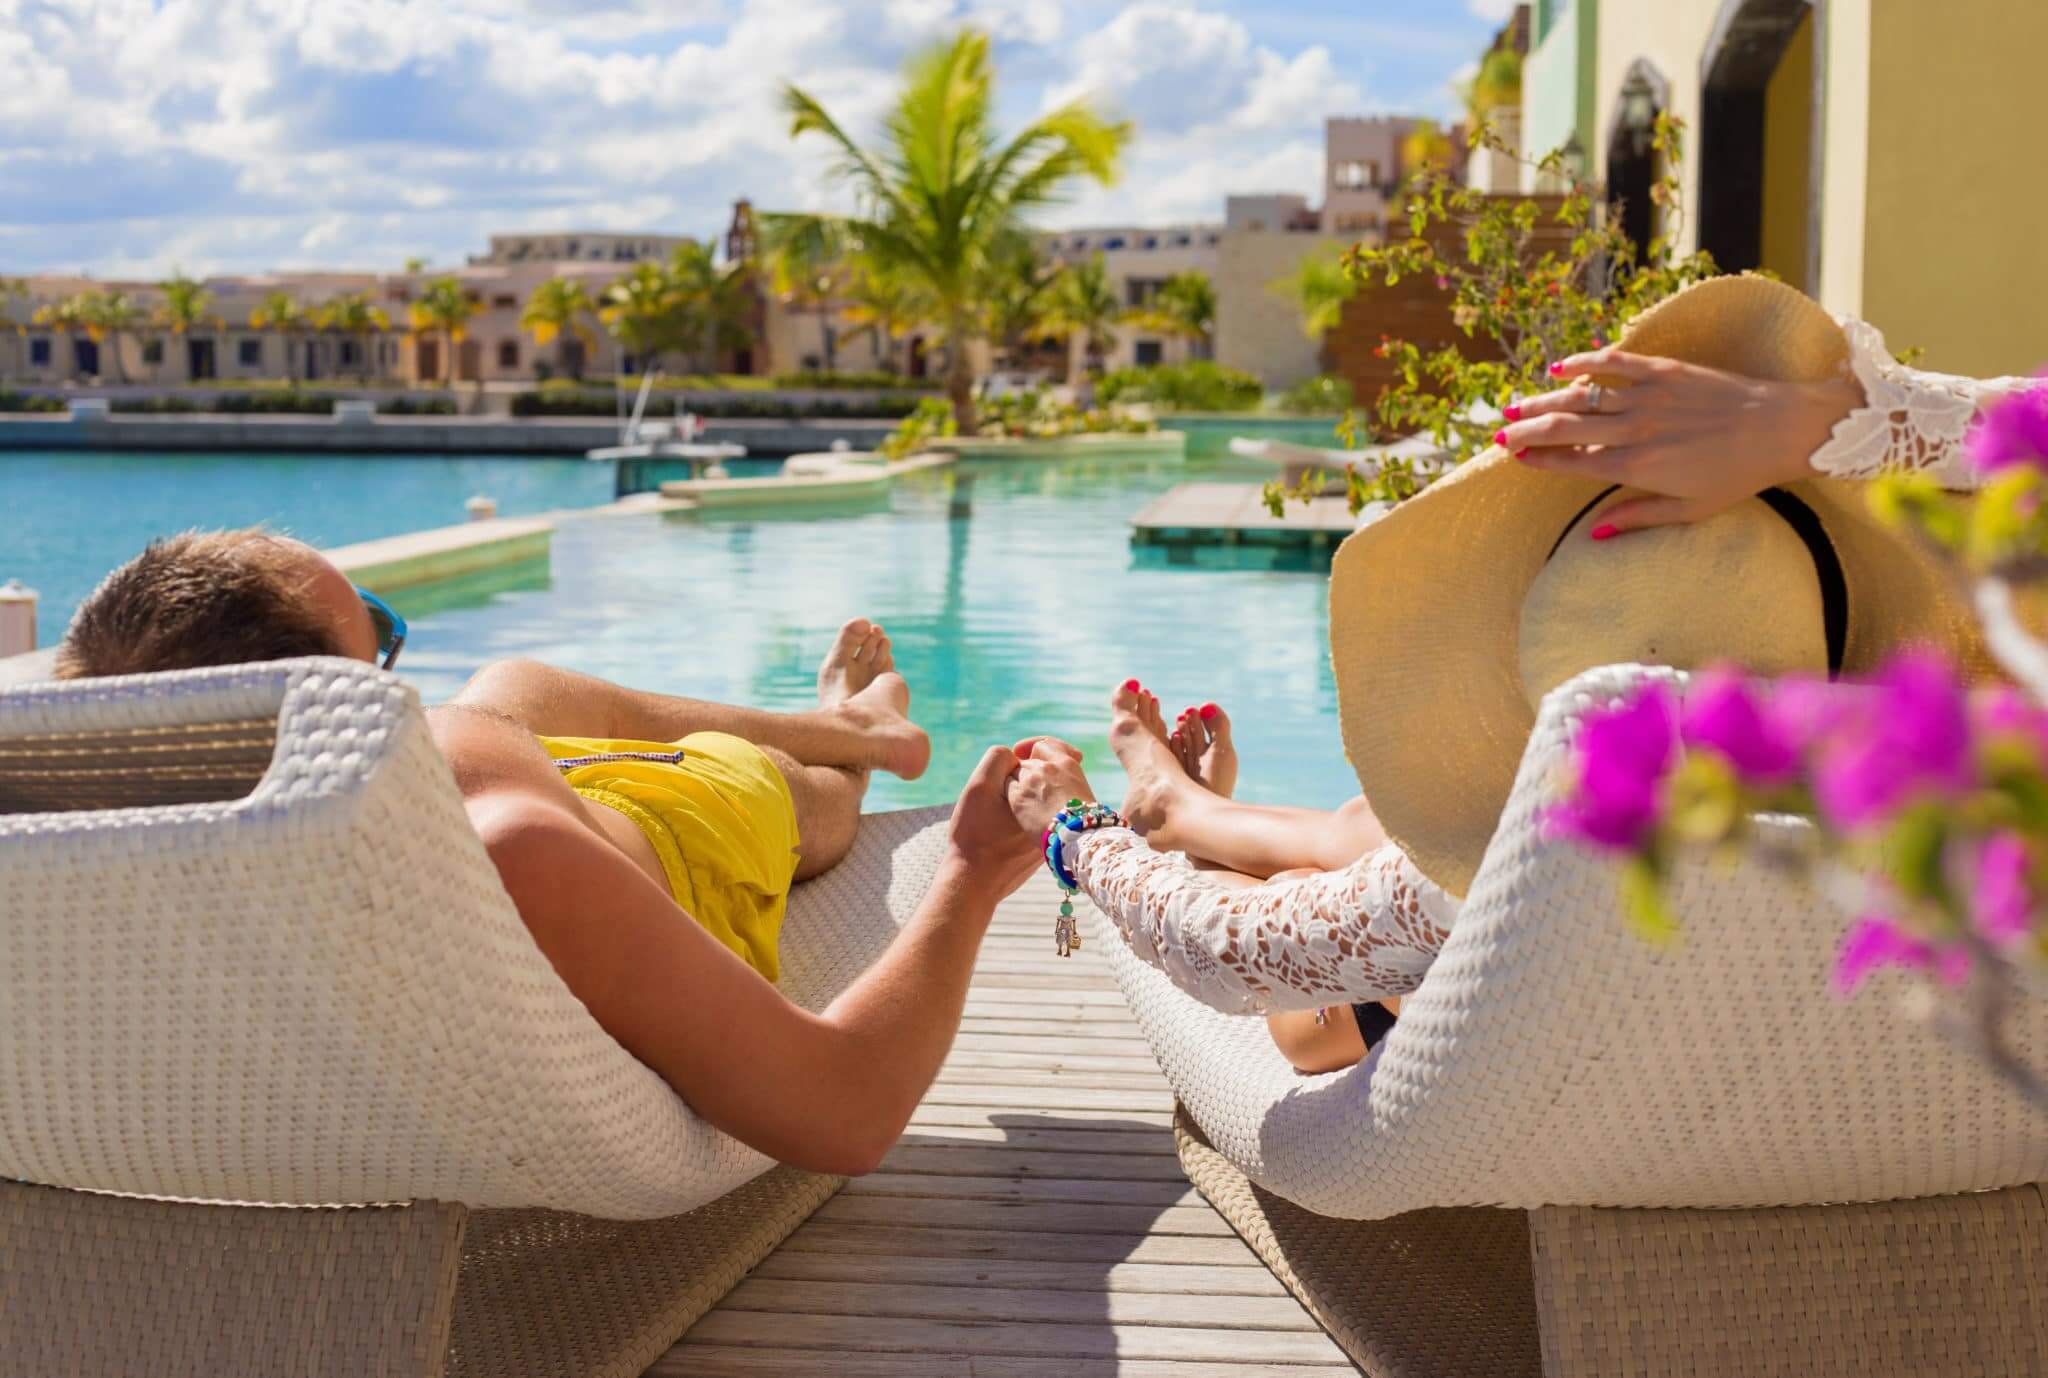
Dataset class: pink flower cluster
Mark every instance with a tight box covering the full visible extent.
[1967,373,2048,473]
[1550,656,2046,993]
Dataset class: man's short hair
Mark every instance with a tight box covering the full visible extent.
[55,530,345,680]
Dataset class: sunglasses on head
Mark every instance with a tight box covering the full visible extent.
[356,587,407,670]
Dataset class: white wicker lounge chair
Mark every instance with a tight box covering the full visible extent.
[1103,664,2048,1378]
[0,656,955,1378]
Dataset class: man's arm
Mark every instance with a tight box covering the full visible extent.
[472,745,1037,1175]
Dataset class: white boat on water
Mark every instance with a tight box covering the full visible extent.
[585,371,746,474]
[662,445,954,511]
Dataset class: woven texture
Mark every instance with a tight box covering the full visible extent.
[1529,1185,2048,1377]
[447,1166,844,1378]
[0,657,953,1219]
[1175,1107,1540,1378]
[0,1178,467,1378]
[1101,663,2048,1218]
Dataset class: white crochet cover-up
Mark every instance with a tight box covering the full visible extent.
[1075,330,2031,1015]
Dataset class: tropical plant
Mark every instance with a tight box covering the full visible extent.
[520,278,598,380]
[1400,119,1458,179]
[839,257,931,375]
[1124,269,1216,351]
[0,277,27,382]
[665,239,754,375]
[758,218,847,372]
[30,296,85,381]
[156,272,211,382]
[1043,254,1124,385]
[1275,374,1354,415]
[407,276,480,386]
[598,262,679,371]
[1464,47,1523,122]
[879,396,958,459]
[78,290,143,384]
[1270,245,1359,342]
[1267,114,1717,516]
[773,28,1130,430]
[977,233,1064,370]
[1097,359,1262,412]
[248,290,310,383]
[316,291,392,383]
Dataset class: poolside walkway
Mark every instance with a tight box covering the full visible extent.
[661,871,1358,1375]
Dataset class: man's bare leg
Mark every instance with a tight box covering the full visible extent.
[776,621,921,880]
[454,618,930,779]
[1108,684,1384,877]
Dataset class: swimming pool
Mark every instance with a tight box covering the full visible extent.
[5,445,1361,812]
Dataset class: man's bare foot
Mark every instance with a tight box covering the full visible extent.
[819,619,929,780]
[1171,703,1238,799]
[1110,681,1204,850]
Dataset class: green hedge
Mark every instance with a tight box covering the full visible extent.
[1097,360,1263,412]
[771,369,940,392]
[510,391,927,420]
[105,393,458,416]
[0,390,65,413]
[1272,375,1353,414]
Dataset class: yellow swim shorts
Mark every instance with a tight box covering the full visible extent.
[538,731,800,981]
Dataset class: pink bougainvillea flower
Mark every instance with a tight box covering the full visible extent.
[1681,667,1801,784]
[1546,684,1679,851]
[1974,686,2048,761]
[1966,374,2048,473]
[1811,652,1974,830]
[1833,912,1942,994]
[1973,831,2034,946]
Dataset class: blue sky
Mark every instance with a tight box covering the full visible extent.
[0,0,1514,277]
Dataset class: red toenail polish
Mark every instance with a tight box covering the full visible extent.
[1199,703,1219,720]
[1503,404,1522,421]
[1492,430,1507,446]
[1514,449,1529,459]
[1123,678,1140,691]
[1589,524,1619,541]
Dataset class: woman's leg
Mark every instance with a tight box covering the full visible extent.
[1268,999,1401,1075]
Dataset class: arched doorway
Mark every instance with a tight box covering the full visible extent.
[1698,0,1820,288]
[1605,60,1670,266]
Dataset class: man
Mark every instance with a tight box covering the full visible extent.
[56,529,1041,1176]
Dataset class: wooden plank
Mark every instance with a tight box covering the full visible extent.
[916,1083,1173,1113]
[906,1104,1176,1132]
[962,999,1134,1020]
[844,1174,1194,1206]
[662,1349,1350,1376]
[720,1278,1321,1332]
[894,1125,1177,1155]
[874,1145,1188,1181]
[814,1197,1232,1237]
[748,1253,1291,1298]
[942,1048,1163,1074]
[680,1312,1355,1365]
[774,1221,1267,1267]
[967,972,1129,994]
[932,1067,1173,1092]
[949,1028,1160,1054]
[959,1013,1146,1036]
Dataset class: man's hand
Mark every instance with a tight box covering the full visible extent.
[1008,738,1097,837]
[944,745,1041,900]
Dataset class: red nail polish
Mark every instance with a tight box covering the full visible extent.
[1492,429,1507,446]
[1514,449,1529,459]
[1503,404,1522,421]
[1548,361,1564,377]
[1199,703,1219,720]
[1589,524,1619,541]
[1122,678,1140,691]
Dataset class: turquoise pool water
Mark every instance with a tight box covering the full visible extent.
[5,444,1360,812]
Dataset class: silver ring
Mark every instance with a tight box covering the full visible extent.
[1583,382,1605,414]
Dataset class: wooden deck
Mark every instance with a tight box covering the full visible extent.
[1130,482,1357,554]
[658,874,1357,1375]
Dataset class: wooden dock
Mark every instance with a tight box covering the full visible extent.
[662,872,1357,1375]
[1130,483,1358,554]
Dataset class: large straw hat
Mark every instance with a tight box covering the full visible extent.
[1331,274,1994,897]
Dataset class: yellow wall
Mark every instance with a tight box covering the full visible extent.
[1758,12,1813,287]
[1861,0,2048,375]
[1817,0,1870,321]
[1593,0,1723,255]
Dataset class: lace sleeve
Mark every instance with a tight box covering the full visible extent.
[1808,317,2033,488]
[1068,829,1459,1014]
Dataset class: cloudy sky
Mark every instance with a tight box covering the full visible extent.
[0,0,1514,278]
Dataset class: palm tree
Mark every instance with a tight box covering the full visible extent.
[77,290,142,384]
[976,232,1062,371]
[520,277,598,380]
[407,276,480,386]
[157,271,211,382]
[1271,246,1360,341]
[1124,269,1216,354]
[758,218,846,373]
[316,292,392,383]
[248,290,309,383]
[599,261,682,375]
[773,28,1129,429]
[1043,254,1122,386]
[31,296,85,381]
[665,239,754,375]
[840,257,930,375]
[0,277,27,383]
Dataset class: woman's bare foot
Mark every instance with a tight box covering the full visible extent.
[1110,681,1206,850]
[820,619,929,779]
[1171,703,1238,799]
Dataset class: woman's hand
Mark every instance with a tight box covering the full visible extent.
[1007,738,1097,838]
[1496,347,1865,535]
[943,745,1043,901]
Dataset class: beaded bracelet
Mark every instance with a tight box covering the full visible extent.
[1043,799,1126,957]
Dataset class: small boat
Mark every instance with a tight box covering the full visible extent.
[585,370,746,474]
[661,450,953,511]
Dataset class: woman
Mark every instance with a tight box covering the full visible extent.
[1011,275,2033,1076]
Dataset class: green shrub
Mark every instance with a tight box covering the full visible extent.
[380,396,457,416]
[1273,375,1353,414]
[509,390,924,421]
[0,390,64,413]
[109,396,200,413]
[1097,360,1262,412]
[880,397,958,459]
[773,369,939,391]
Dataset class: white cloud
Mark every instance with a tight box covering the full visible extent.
[0,0,1385,275]
[1467,0,1518,20]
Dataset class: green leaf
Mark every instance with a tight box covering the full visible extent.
[1620,853,1679,945]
